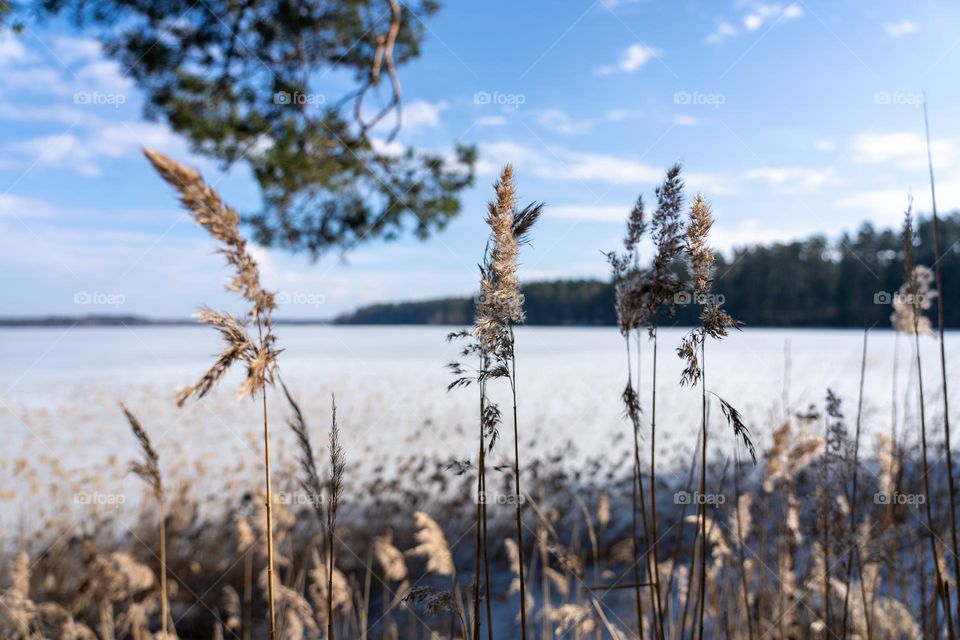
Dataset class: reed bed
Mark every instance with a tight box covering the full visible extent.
[0,157,957,640]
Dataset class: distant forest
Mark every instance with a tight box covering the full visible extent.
[337,213,960,328]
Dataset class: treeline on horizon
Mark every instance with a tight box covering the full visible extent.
[337,211,960,328]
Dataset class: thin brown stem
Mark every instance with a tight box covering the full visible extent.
[257,318,277,640]
[841,325,870,637]
[159,513,169,639]
[648,328,665,640]
[261,382,276,640]
[925,98,960,630]
[481,439,493,640]
[626,336,658,639]
[473,377,484,640]
[509,325,528,640]
[697,338,707,640]
[733,462,753,640]
[915,322,956,639]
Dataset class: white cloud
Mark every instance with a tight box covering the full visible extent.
[706,3,802,44]
[75,60,134,93]
[8,121,185,177]
[0,32,32,65]
[370,137,405,157]
[834,189,919,228]
[480,140,664,185]
[549,205,629,222]
[742,166,840,192]
[595,43,660,76]
[0,102,99,126]
[604,108,642,122]
[0,193,59,220]
[480,142,838,197]
[475,115,508,127]
[706,21,739,45]
[52,36,103,63]
[849,131,956,171]
[814,139,836,152]
[0,66,70,94]
[478,142,747,198]
[709,218,816,254]
[673,115,704,126]
[403,99,448,131]
[535,109,593,135]
[836,173,960,228]
[686,171,743,196]
[883,19,919,39]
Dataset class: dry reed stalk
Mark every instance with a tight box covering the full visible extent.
[448,322,494,637]
[732,460,753,640]
[144,148,281,639]
[609,168,687,640]
[840,326,870,637]
[121,404,170,639]
[280,382,345,638]
[901,202,956,639]
[925,100,960,631]
[479,364,493,640]
[474,164,542,640]
[678,193,748,640]
[646,166,686,640]
[326,396,345,640]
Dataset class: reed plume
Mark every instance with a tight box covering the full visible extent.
[678,193,749,640]
[479,165,541,640]
[450,164,541,639]
[281,382,345,638]
[373,532,408,583]
[607,191,659,639]
[144,147,281,639]
[326,395,345,640]
[121,404,170,639]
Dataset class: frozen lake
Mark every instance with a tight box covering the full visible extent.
[0,325,956,526]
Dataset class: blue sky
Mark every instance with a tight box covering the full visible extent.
[1,0,959,318]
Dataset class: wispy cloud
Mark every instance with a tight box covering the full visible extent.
[549,204,630,222]
[883,19,919,39]
[8,122,185,177]
[403,99,448,131]
[594,43,660,75]
[673,115,704,126]
[742,166,840,192]
[535,109,594,135]
[814,139,836,152]
[474,115,508,127]
[479,140,664,184]
[706,2,803,44]
[849,131,956,171]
